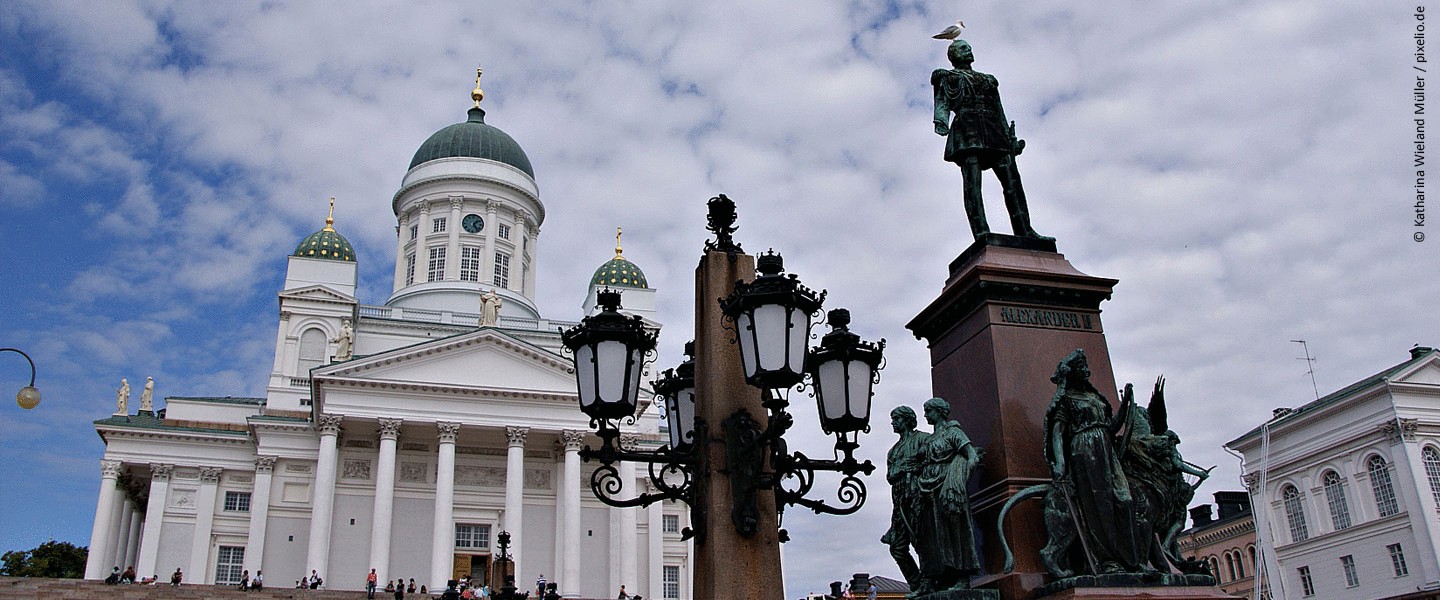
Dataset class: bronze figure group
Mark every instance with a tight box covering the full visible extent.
[883,399,982,596]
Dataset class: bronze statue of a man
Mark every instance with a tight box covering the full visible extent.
[932,40,1050,242]
[881,406,928,592]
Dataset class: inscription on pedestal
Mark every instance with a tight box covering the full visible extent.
[994,305,1096,331]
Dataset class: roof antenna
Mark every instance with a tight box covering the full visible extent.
[1291,339,1320,401]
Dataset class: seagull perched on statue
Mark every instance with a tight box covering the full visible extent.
[932,20,965,40]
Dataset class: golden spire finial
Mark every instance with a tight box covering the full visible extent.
[323,197,336,232]
[614,227,624,259]
[471,66,485,108]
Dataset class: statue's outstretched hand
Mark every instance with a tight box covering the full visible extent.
[934,121,949,136]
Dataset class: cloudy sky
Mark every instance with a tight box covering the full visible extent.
[0,0,1433,595]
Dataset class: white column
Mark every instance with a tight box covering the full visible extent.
[124,507,142,571]
[84,459,123,579]
[503,426,528,579]
[618,436,639,594]
[514,215,530,297]
[306,414,343,580]
[189,467,222,581]
[445,197,462,279]
[370,418,402,582]
[136,463,173,579]
[112,498,134,572]
[244,456,276,574]
[393,213,410,292]
[481,200,499,283]
[430,422,461,591]
[272,311,292,376]
[101,479,127,572]
[560,430,583,597]
[646,488,663,600]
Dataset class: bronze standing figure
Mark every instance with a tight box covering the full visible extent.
[932,40,1051,242]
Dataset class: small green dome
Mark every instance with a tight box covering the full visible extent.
[293,224,355,262]
[591,257,648,289]
[410,108,535,178]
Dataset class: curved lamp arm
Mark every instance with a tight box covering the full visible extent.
[0,348,40,409]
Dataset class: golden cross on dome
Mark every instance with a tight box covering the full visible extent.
[615,227,624,259]
[323,197,336,231]
[472,66,485,108]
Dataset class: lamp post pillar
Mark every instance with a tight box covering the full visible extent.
[692,249,783,600]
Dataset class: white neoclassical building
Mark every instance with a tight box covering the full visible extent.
[84,79,693,598]
[1228,345,1440,600]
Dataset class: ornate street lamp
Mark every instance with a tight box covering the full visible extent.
[1,348,40,409]
[492,530,520,600]
[561,195,885,552]
[561,289,658,423]
[720,251,824,390]
[806,308,885,442]
[653,342,697,452]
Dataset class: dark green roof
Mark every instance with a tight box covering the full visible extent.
[591,256,648,289]
[1228,347,1437,445]
[293,227,356,262]
[409,107,535,177]
[93,411,249,436]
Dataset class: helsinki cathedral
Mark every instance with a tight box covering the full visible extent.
[84,71,692,599]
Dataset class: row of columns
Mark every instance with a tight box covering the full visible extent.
[88,417,663,595]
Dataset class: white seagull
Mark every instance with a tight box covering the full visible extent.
[932,20,965,40]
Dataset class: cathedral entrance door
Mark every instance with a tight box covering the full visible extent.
[451,553,490,586]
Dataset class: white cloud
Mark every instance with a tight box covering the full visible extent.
[0,1,1436,595]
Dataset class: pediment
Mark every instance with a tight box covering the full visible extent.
[1394,358,1440,386]
[312,329,575,395]
[279,285,357,304]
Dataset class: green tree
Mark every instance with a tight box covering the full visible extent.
[0,540,87,578]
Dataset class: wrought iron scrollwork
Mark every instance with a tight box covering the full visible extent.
[577,417,706,543]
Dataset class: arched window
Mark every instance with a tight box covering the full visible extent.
[1234,549,1246,579]
[297,328,328,374]
[1209,556,1222,581]
[1323,470,1352,530]
[1423,446,1440,509]
[1282,484,1309,542]
[1248,545,1258,575]
[1369,455,1401,517]
[1225,553,1236,581]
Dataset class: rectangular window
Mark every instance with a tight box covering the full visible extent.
[460,246,482,282]
[1389,543,1410,577]
[410,224,419,240]
[493,252,510,287]
[662,514,679,534]
[498,223,511,240]
[1341,555,1359,587]
[1298,566,1314,597]
[428,247,447,282]
[662,565,679,599]
[433,217,447,233]
[454,523,491,549]
[215,546,245,585]
[406,253,416,285]
[223,491,251,512]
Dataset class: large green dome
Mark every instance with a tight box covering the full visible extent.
[293,219,355,262]
[409,107,535,178]
[591,257,648,289]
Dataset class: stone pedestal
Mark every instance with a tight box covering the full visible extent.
[920,589,1003,600]
[1039,574,1230,600]
[906,238,1119,600]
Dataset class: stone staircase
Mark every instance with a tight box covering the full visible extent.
[0,577,369,600]
[0,578,613,600]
